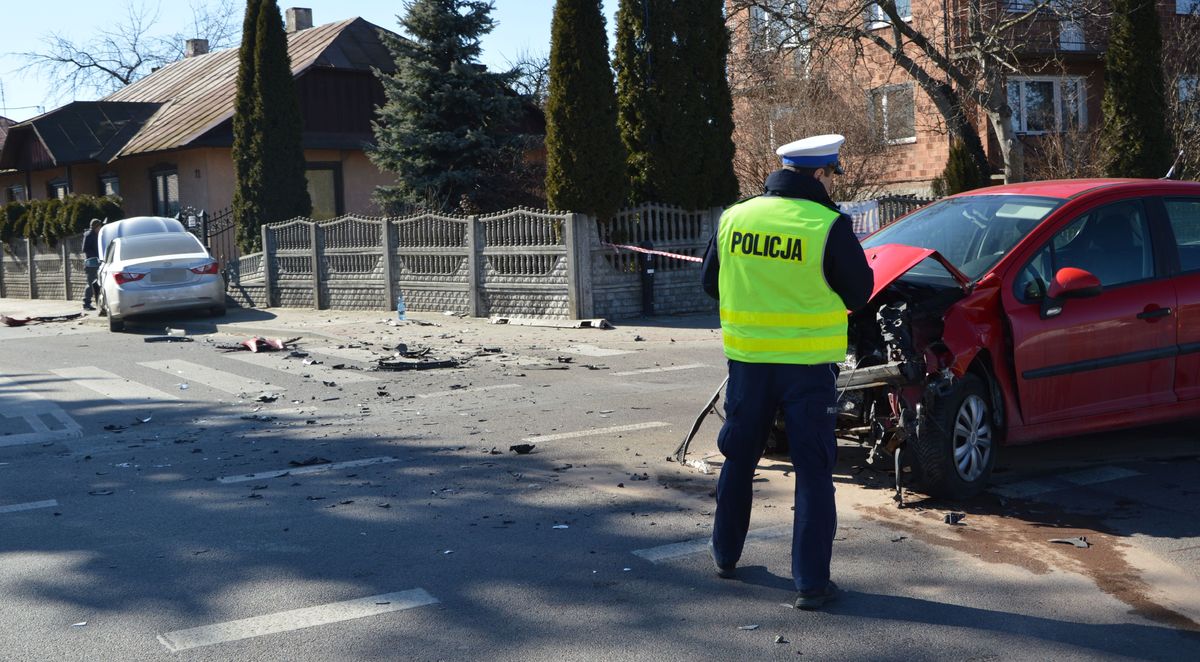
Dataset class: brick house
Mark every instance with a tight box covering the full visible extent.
[0,9,395,225]
[727,1,1200,195]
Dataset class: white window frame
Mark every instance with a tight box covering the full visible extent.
[6,184,26,203]
[1180,76,1200,122]
[99,173,120,197]
[870,83,917,145]
[750,0,804,51]
[865,1,913,30]
[1006,76,1087,135]
[1177,0,1200,16]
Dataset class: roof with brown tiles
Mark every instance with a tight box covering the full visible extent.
[102,17,394,158]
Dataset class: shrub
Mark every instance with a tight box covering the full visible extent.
[931,138,990,197]
[0,195,124,246]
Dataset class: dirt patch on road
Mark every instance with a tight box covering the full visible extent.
[854,492,1200,632]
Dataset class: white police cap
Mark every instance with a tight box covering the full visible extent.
[776,134,845,173]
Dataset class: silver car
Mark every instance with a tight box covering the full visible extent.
[98,232,226,332]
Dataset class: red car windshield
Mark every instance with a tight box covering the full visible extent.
[863,195,1064,281]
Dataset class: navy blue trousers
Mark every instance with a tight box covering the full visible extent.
[711,359,838,592]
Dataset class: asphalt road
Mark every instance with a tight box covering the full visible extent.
[2,308,1199,661]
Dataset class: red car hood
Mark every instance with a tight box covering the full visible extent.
[864,244,970,300]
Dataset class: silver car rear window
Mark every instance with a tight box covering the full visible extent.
[118,234,206,261]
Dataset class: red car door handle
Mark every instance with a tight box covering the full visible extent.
[1137,307,1173,320]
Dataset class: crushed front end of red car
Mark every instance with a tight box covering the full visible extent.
[834,243,1007,500]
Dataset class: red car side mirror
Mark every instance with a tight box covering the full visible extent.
[1048,267,1102,300]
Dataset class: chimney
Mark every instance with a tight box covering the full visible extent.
[285,8,313,33]
[185,39,209,58]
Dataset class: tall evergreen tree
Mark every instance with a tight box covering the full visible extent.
[614,0,676,205]
[233,0,311,253]
[544,0,627,218]
[370,0,520,213]
[232,0,263,252]
[671,0,738,208]
[1100,0,1173,178]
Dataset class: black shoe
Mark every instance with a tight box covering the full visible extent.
[710,542,736,579]
[794,581,838,610]
[82,304,95,311]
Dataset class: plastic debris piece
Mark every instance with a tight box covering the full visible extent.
[944,512,966,525]
[289,457,331,467]
[178,383,189,390]
[1049,536,1091,548]
[891,536,907,543]
[166,328,187,337]
[2,313,83,327]
[257,393,280,403]
[443,550,454,555]
[322,380,337,387]
[88,490,114,496]
[144,336,194,343]
[71,622,87,627]
[684,459,713,475]
[509,444,535,455]
[738,624,760,631]
[552,524,569,529]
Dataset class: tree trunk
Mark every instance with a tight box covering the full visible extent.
[987,109,1025,184]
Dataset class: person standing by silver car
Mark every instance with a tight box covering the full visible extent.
[82,219,102,311]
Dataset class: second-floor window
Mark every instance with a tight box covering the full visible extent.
[151,168,180,217]
[1178,0,1199,16]
[750,0,803,50]
[870,83,916,144]
[1007,76,1086,134]
[1181,76,1200,122]
[865,1,912,30]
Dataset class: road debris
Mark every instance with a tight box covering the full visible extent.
[489,316,612,329]
[1,313,83,327]
[289,457,331,467]
[256,393,281,403]
[1049,536,1091,548]
[215,337,302,353]
[683,459,713,475]
[737,624,760,631]
[71,622,87,627]
[509,444,535,455]
[774,635,788,644]
[944,512,966,525]
[144,336,194,343]
[376,357,458,371]
[552,524,569,529]
[88,490,114,496]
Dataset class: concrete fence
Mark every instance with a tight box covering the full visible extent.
[222,204,722,320]
[0,235,91,303]
[3,197,932,320]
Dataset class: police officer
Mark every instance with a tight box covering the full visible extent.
[700,134,873,610]
[82,219,103,311]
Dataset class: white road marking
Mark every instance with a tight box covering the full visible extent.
[217,456,401,484]
[1060,466,1143,486]
[223,352,377,383]
[416,383,520,399]
[138,360,277,395]
[521,421,670,443]
[0,375,83,447]
[632,525,791,563]
[156,589,438,652]
[992,466,1143,499]
[559,344,633,357]
[50,366,179,404]
[613,363,710,377]
[0,499,59,514]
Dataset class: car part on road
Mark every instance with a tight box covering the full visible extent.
[944,512,966,525]
[509,444,535,455]
[672,376,728,466]
[376,357,458,371]
[489,316,613,329]
[1,313,83,327]
[143,336,194,343]
[1049,536,1091,548]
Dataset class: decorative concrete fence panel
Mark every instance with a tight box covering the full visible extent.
[228,250,269,308]
[266,220,316,309]
[391,212,474,315]
[477,208,572,319]
[320,216,388,311]
[591,205,721,321]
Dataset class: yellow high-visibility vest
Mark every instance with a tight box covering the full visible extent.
[717,196,848,364]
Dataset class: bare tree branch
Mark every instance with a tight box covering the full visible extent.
[12,0,239,103]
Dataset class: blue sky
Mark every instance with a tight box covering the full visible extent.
[0,1,619,122]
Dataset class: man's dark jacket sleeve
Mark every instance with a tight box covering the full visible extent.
[701,215,872,311]
[824,215,873,312]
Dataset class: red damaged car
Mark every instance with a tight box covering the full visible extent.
[841,178,1200,498]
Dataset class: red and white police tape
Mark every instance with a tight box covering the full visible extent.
[601,242,703,263]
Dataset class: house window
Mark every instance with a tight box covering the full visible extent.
[1180,76,1200,122]
[1007,76,1086,134]
[305,163,343,221]
[750,0,803,50]
[870,83,916,144]
[150,168,180,217]
[48,178,70,199]
[865,1,912,30]
[1178,0,1199,16]
[99,173,120,197]
[6,185,26,202]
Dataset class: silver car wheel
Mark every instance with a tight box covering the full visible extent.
[952,394,992,482]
